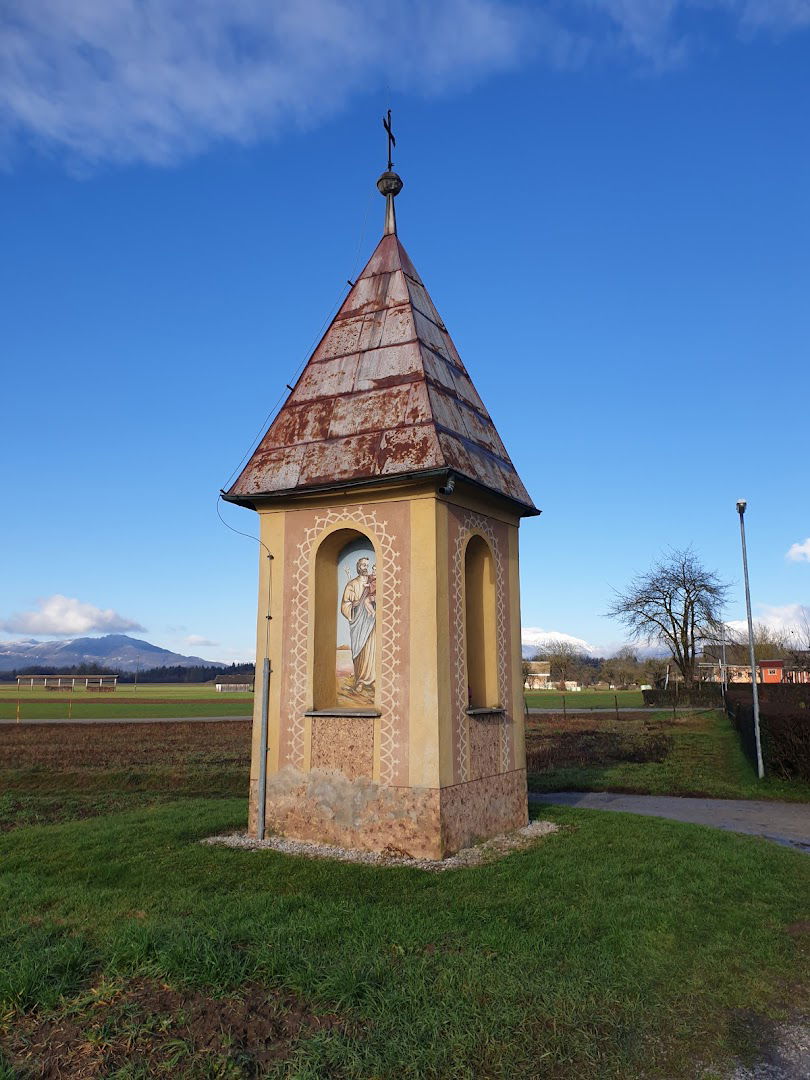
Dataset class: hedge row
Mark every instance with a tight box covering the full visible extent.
[642,683,810,711]
[730,702,810,782]
[642,686,724,708]
[725,683,810,710]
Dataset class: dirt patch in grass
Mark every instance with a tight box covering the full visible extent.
[3,977,347,1078]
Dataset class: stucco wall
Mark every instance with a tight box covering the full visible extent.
[246,482,529,855]
[249,766,528,859]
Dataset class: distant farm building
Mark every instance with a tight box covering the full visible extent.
[760,660,784,684]
[698,654,810,685]
[16,674,119,692]
[523,661,551,690]
[214,673,254,693]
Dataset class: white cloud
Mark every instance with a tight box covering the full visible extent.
[0,0,534,168]
[0,594,145,636]
[215,645,255,662]
[786,538,810,563]
[576,1,810,68]
[185,635,220,648]
[722,1,810,32]
[725,603,810,639]
[521,627,598,656]
[2,1,808,169]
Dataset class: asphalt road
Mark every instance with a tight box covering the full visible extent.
[529,791,810,852]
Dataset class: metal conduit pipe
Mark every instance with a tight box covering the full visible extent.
[257,549,274,839]
[438,472,456,497]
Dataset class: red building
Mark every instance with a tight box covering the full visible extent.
[759,659,784,684]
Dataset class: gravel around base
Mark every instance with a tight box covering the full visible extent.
[701,1019,810,1080]
[201,819,559,871]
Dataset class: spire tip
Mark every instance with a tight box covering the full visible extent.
[378,110,402,235]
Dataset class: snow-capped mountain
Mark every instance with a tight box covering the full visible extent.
[0,634,225,672]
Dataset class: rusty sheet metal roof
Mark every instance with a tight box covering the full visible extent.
[227,232,537,513]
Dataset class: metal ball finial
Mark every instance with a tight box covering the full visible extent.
[377,170,403,197]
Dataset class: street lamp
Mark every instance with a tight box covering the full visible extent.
[736,500,764,779]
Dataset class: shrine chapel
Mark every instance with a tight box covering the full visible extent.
[223,150,538,859]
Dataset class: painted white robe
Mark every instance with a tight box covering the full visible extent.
[340,575,376,689]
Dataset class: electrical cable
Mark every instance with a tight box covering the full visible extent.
[216,183,378,575]
[219,278,350,494]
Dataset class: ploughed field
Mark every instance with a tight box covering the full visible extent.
[0,720,252,830]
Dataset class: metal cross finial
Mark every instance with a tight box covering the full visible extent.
[383,109,395,170]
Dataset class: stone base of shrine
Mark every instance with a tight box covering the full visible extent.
[248,766,528,860]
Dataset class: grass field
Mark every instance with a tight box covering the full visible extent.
[527,708,810,802]
[524,689,644,710]
[0,682,253,721]
[2,716,809,1077]
[0,683,253,699]
[1,795,809,1078]
[1,686,641,720]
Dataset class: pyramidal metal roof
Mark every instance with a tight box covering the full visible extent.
[226,194,537,514]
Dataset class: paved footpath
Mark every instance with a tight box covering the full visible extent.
[0,715,251,725]
[529,791,810,852]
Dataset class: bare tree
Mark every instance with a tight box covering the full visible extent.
[607,549,729,686]
[536,641,585,689]
[601,646,642,689]
[743,609,810,673]
[790,607,810,670]
[725,623,790,663]
[642,655,669,687]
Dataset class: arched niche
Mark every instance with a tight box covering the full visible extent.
[313,528,378,710]
[464,533,499,709]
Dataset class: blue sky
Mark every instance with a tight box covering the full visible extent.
[1,0,809,661]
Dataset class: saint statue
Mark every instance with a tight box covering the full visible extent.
[340,556,376,693]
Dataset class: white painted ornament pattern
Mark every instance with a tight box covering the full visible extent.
[451,512,510,781]
[288,506,403,784]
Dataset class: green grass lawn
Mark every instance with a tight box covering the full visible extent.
[525,689,644,710]
[2,717,808,1077]
[1,797,808,1079]
[0,682,253,721]
[527,709,810,802]
[0,683,251,698]
[0,699,252,720]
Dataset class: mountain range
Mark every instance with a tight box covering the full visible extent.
[0,631,657,673]
[0,634,226,673]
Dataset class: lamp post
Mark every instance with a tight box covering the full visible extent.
[736,500,764,779]
[719,621,727,706]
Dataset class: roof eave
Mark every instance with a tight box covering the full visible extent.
[222,467,541,518]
